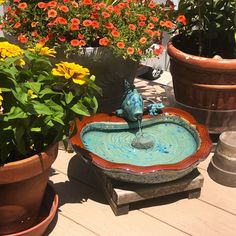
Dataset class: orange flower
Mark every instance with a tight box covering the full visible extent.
[56,17,68,25]
[118,2,126,8]
[117,42,125,49]
[71,18,80,25]
[71,1,79,8]
[148,2,156,9]
[127,47,134,55]
[13,22,21,28]
[70,39,80,46]
[153,31,161,37]
[138,48,143,55]
[129,24,136,30]
[31,31,38,37]
[59,5,69,13]
[165,21,174,28]
[138,14,146,21]
[138,21,145,27]
[18,2,27,10]
[81,0,92,5]
[177,15,187,25]
[48,9,57,18]
[91,21,99,28]
[148,23,154,29]
[5,6,11,13]
[78,34,84,39]
[154,45,164,56]
[160,21,165,27]
[102,12,110,18]
[47,1,57,7]
[150,16,159,22]
[37,2,47,9]
[106,5,114,12]
[99,37,109,46]
[39,37,47,45]
[78,40,86,46]
[18,34,28,44]
[111,30,120,38]
[31,22,38,27]
[70,24,79,31]
[83,20,92,27]
[139,37,147,45]
[105,22,115,30]
[59,36,66,42]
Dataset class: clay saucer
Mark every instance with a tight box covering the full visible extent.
[7,183,58,236]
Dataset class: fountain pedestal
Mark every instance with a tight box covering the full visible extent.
[95,169,204,216]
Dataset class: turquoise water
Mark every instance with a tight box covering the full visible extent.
[82,119,199,166]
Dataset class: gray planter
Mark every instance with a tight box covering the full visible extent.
[55,47,139,113]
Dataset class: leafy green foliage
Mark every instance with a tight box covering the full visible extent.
[177,0,236,57]
[0,50,101,164]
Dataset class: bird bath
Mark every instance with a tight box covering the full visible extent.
[70,107,212,184]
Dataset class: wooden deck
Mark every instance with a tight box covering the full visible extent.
[46,76,236,236]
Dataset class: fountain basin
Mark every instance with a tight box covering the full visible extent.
[70,108,212,183]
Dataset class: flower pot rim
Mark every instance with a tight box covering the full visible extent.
[0,143,58,184]
[167,35,236,71]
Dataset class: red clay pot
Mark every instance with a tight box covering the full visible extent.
[167,35,236,110]
[0,143,58,235]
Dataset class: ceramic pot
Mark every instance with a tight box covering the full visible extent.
[54,47,139,113]
[0,143,58,235]
[208,131,236,187]
[167,34,236,110]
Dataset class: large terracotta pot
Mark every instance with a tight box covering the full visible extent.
[0,143,58,235]
[54,47,139,113]
[167,35,236,110]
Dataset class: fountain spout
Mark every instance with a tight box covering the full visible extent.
[116,80,144,122]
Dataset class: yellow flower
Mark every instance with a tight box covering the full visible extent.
[52,62,90,85]
[0,88,3,106]
[15,58,26,67]
[0,42,24,59]
[27,89,37,99]
[0,0,6,5]
[28,44,56,57]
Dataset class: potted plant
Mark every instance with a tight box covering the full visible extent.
[0,41,100,235]
[0,0,178,112]
[167,0,236,111]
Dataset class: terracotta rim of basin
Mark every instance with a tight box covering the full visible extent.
[70,107,212,173]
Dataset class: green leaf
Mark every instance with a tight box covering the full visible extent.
[70,101,90,116]
[24,82,42,94]
[52,115,64,125]
[32,103,53,115]
[65,92,74,104]
[39,88,60,98]
[31,127,41,132]
[4,106,28,120]
[44,116,54,127]
[12,87,28,105]
[15,125,27,155]
[46,99,64,112]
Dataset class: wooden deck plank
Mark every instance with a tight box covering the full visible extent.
[140,195,236,236]
[49,170,188,236]
[46,213,97,236]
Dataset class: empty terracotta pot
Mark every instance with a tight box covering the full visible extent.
[0,143,58,235]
